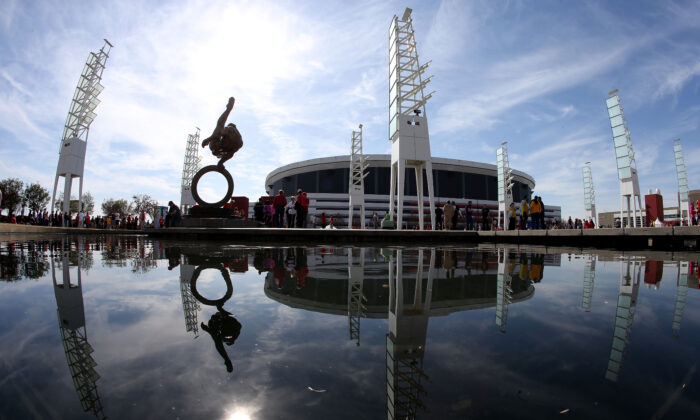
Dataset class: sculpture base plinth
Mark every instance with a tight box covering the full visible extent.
[179,216,261,228]
[188,207,234,218]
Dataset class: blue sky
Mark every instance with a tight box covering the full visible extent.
[1,0,699,218]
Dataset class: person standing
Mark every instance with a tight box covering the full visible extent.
[443,201,454,230]
[298,190,309,228]
[507,202,516,230]
[272,190,287,228]
[529,197,539,230]
[520,199,529,230]
[481,206,490,231]
[538,196,546,229]
[465,201,473,230]
[451,201,459,230]
[167,201,181,227]
[435,205,444,230]
[285,196,297,228]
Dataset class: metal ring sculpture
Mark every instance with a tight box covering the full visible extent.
[190,264,233,307]
[191,165,234,208]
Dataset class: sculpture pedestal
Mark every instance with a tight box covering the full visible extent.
[189,207,234,218]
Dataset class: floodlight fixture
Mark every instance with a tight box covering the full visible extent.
[401,8,412,22]
[608,89,619,95]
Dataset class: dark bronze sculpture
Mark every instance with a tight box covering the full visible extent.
[191,97,243,208]
[202,97,243,168]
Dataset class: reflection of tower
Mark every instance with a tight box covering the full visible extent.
[581,256,596,312]
[51,40,112,216]
[605,90,642,227]
[180,262,200,336]
[388,8,436,230]
[347,248,367,346]
[605,259,641,383]
[497,142,514,230]
[180,128,202,214]
[387,249,435,419]
[52,247,104,418]
[495,247,513,331]
[582,162,597,226]
[672,262,689,337]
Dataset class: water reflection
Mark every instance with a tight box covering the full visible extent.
[386,249,434,419]
[52,239,104,419]
[605,258,642,384]
[1,239,699,418]
[174,248,245,373]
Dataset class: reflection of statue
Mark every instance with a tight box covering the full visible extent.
[188,262,242,373]
[201,97,243,168]
[201,308,241,372]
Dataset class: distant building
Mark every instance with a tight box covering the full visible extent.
[263,154,561,228]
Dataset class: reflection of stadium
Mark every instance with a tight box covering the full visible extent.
[259,248,563,317]
[264,155,561,227]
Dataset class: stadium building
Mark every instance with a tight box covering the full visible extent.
[264,154,561,228]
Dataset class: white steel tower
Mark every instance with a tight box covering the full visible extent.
[388,8,436,230]
[348,124,369,228]
[673,139,690,225]
[180,128,202,213]
[495,247,514,331]
[605,90,642,227]
[672,261,689,337]
[581,256,596,312]
[51,40,113,217]
[497,142,514,230]
[582,162,597,226]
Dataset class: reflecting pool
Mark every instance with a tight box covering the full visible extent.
[1,235,699,419]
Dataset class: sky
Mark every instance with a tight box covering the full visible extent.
[1,0,699,218]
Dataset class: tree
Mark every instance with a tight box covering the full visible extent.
[0,178,24,216]
[132,194,158,221]
[55,191,95,213]
[101,198,132,217]
[82,192,95,213]
[23,183,50,213]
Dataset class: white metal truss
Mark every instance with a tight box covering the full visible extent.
[347,248,367,345]
[180,128,202,212]
[581,256,596,311]
[497,143,514,230]
[386,249,435,419]
[51,40,112,217]
[495,247,513,331]
[53,251,104,419]
[582,163,597,227]
[605,90,642,227]
[180,263,200,336]
[348,125,369,228]
[605,258,641,383]
[672,261,689,337]
[673,139,690,225]
[388,8,436,231]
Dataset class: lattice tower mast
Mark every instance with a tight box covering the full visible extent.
[347,248,367,346]
[673,139,690,225]
[605,90,642,227]
[497,142,514,230]
[179,263,200,336]
[495,247,513,332]
[581,256,596,311]
[582,163,597,226]
[51,40,113,217]
[180,128,202,212]
[348,125,369,228]
[388,8,436,230]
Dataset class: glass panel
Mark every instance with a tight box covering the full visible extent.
[389,98,397,121]
[615,146,628,158]
[605,96,620,108]
[609,115,624,128]
[389,115,398,139]
[607,104,621,118]
[390,82,397,103]
[619,167,632,179]
[611,125,626,137]
[617,156,630,169]
[614,135,627,148]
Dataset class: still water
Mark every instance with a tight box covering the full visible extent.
[0,235,699,419]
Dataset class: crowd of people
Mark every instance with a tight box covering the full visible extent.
[253,188,310,228]
[0,207,148,230]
